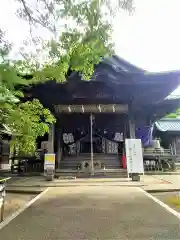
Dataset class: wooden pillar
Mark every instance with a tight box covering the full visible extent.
[128,107,136,139]
[129,120,135,138]
[90,113,94,175]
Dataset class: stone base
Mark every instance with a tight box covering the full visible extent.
[132,173,140,182]
[44,168,55,181]
[46,175,54,181]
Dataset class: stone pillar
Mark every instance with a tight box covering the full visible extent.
[0,140,10,171]
[172,139,177,155]
[56,128,62,169]
[47,124,55,153]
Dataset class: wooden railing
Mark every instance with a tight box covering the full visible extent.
[10,150,44,174]
[67,138,119,156]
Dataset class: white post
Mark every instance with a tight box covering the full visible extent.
[90,113,94,175]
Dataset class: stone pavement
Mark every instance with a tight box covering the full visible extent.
[0,186,180,239]
[141,175,180,193]
[5,175,165,187]
[3,174,180,196]
[152,175,180,185]
[0,186,180,240]
[4,175,174,195]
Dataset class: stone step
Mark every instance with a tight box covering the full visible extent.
[63,155,119,160]
[60,160,120,165]
[55,169,127,178]
[175,163,180,169]
[60,154,121,170]
[59,166,120,170]
[59,163,121,169]
[61,156,120,163]
[56,169,126,172]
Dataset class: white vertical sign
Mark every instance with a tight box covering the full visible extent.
[125,139,144,174]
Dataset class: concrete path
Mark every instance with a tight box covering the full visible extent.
[0,186,180,239]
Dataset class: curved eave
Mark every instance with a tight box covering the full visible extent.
[102,55,146,74]
[155,118,180,133]
[153,99,180,120]
[155,122,168,132]
[22,55,180,107]
[134,98,180,122]
[93,57,180,104]
[130,72,180,105]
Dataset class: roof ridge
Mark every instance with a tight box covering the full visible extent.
[158,118,180,121]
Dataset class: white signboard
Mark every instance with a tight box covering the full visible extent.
[44,153,55,170]
[125,139,144,174]
[0,198,3,208]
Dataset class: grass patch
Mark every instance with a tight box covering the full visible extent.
[167,194,180,207]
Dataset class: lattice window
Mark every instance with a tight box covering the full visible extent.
[102,139,106,153]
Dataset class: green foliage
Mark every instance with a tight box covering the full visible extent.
[16,0,134,33]
[0,30,27,91]
[0,30,56,155]
[0,0,133,155]
[5,99,56,155]
[16,0,133,81]
[166,109,180,118]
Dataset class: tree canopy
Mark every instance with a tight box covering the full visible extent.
[1,0,179,154]
[0,30,55,155]
[0,0,133,154]
[15,0,134,81]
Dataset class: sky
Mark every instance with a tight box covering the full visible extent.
[113,0,180,72]
[1,0,180,95]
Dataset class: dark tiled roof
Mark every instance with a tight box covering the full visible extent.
[155,118,180,132]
